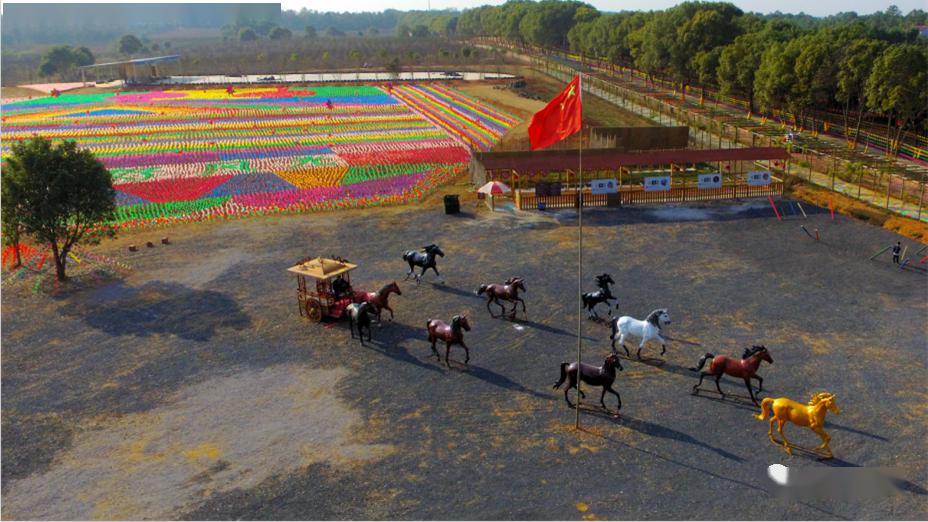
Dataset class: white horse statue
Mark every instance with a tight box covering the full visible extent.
[610,308,671,359]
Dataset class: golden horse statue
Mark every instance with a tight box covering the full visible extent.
[755,392,840,458]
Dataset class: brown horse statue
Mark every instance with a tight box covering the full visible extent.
[476,276,526,319]
[691,345,773,405]
[426,314,471,368]
[755,392,840,458]
[552,353,624,414]
[357,281,402,322]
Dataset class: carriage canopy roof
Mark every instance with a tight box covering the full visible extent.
[287,257,357,279]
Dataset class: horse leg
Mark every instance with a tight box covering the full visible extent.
[349,315,356,339]
[432,266,444,284]
[777,419,792,455]
[636,339,645,359]
[518,297,526,313]
[692,372,707,393]
[459,341,470,364]
[714,372,725,397]
[752,375,763,393]
[768,417,778,444]
[658,336,667,356]
[365,323,372,343]
[430,338,440,360]
[619,334,630,357]
[405,262,414,280]
[486,298,498,318]
[744,378,758,405]
[607,386,622,412]
[812,426,833,458]
[563,379,575,408]
[386,305,394,321]
[495,300,508,318]
[445,342,452,368]
[508,300,518,320]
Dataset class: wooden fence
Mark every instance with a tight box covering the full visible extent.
[513,182,783,210]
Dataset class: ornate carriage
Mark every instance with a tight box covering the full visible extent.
[288,256,359,322]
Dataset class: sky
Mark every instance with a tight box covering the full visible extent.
[280,0,923,17]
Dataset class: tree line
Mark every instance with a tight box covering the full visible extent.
[456,1,927,148]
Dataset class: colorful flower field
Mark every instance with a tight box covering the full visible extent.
[1,84,519,228]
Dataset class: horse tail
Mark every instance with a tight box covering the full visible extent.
[553,362,569,389]
[690,353,714,372]
[754,398,774,421]
[609,316,619,339]
[476,284,488,296]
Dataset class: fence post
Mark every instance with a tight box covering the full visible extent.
[885,174,891,209]
[919,172,926,221]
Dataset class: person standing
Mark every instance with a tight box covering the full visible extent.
[892,241,902,264]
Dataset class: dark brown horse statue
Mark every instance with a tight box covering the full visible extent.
[691,345,773,405]
[357,281,402,322]
[552,353,624,414]
[476,276,526,319]
[426,314,471,368]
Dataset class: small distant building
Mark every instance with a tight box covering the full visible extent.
[79,55,180,85]
[917,25,928,39]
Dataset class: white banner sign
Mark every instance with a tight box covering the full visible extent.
[644,176,671,192]
[698,173,722,189]
[590,178,617,195]
[747,170,772,186]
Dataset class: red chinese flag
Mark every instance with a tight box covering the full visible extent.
[528,75,582,151]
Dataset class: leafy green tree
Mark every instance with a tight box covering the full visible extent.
[754,38,803,122]
[386,57,402,78]
[38,45,92,78]
[74,46,95,66]
[1,174,26,269]
[836,38,885,144]
[239,28,258,41]
[117,34,143,55]
[793,33,839,129]
[865,43,928,155]
[305,26,317,38]
[396,24,411,37]
[269,27,292,40]
[2,138,116,281]
[368,27,380,36]
[325,27,345,37]
[411,25,430,38]
[519,1,591,48]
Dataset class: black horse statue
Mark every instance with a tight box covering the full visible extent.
[581,273,617,319]
[403,244,445,285]
[476,276,526,319]
[553,353,624,414]
[347,302,375,346]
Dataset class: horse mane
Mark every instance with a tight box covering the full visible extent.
[377,282,392,295]
[646,309,665,327]
[741,345,766,359]
[809,392,834,406]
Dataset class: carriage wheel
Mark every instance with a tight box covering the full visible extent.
[304,299,323,322]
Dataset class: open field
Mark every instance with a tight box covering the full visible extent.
[2,195,926,520]
[1,84,518,227]
[459,69,655,151]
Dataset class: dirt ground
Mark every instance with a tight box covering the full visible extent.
[2,196,926,520]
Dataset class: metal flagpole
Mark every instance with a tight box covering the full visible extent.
[575,73,583,429]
